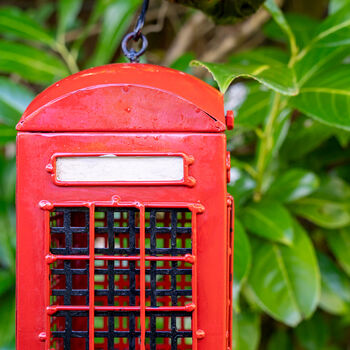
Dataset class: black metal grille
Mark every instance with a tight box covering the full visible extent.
[49,206,194,349]
[145,261,192,307]
[95,208,139,256]
[51,260,89,306]
[94,260,140,307]
[145,209,192,256]
[94,310,141,349]
[51,310,89,350]
[50,207,89,255]
[145,311,192,350]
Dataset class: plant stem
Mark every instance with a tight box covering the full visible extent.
[54,42,80,74]
[254,92,281,201]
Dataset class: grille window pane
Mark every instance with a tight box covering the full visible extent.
[94,311,141,349]
[95,260,141,306]
[145,312,192,350]
[50,208,89,255]
[145,261,192,307]
[51,259,89,306]
[145,209,192,256]
[50,311,89,350]
[94,208,140,256]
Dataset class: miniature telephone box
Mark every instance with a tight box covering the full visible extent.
[16,64,234,350]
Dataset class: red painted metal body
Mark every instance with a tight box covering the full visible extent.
[16,63,234,349]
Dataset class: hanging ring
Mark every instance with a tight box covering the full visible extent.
[122,32,148,63]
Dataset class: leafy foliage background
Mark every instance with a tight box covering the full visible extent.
[0,0,350,349]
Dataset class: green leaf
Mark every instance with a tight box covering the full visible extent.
[0,6,54,46]
[308,4,350,48]
[264,0,297,56]
[267,169,319,203]
[0,292,15,347]
[290,198,350,229]
[233,219,251,311]
[191,48,298,95]
[0,211,16,269]
[267,330,292,350]
[318,252,350,315]
[329,0,350,14]
[264,13,320,49]
[232,311,261,350]
[313,176,350,202]
[57,0,83,38]
[229,83,272,129]
[0,270,14,297]
[290,65,350,131]
[247,221,320,326]
[0,40,69,84]
[0,125,17,145]
[0,78,34,126]
[241,200,294,245]
[326,228,350,276]
[280,117,334,160]
[295,312,329,350]
[228,168,256,208]
[170,52,195,74]
[86,0,142,67]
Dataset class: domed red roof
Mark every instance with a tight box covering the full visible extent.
[17,63,225,132]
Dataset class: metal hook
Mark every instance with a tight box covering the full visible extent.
[122,32,148,63]
[122,0,149,63]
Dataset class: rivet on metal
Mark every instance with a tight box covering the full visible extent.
[39,200,54,210]
[38,332,47,342]
[45,163,53,173]
[196,329,206,339]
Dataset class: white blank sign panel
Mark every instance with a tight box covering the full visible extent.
[56,155,184,182]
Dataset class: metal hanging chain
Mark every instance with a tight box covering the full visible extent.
[122,0,149,63]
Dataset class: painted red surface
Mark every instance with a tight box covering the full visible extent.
[16,63,234,349]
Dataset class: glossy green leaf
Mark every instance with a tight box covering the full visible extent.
[326,228,350,276]
[247,221,320,326]
[329,0,350,14]
[0,126,17,145]
[230,84,272,129]
[86,0,141,67]
[313,176,350,202]
[227,168,256,208]
[0,6,54,46]
[267,330,292,350]
[0,292,15,347]
[318,252,350,315]
[233,219,251,311]
[280,117,334,160]
[0,40,69,84]
[0,270,14,297]
[290,197,350,229]
[291,66,350,131]
[307,4,350,48]
[170,52,195,74]
[232,311,261,350]
[241,200,294,245]
[0,211,16,269]
[191,48,298,95]
[264,13,320,49]
[0,78,34,126]
[264,0,297,56]
[295,312,329,350]
[267,169,320,203]
[57,0,83,38]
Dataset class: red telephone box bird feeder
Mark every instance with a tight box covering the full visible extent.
[16,63,234,349]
